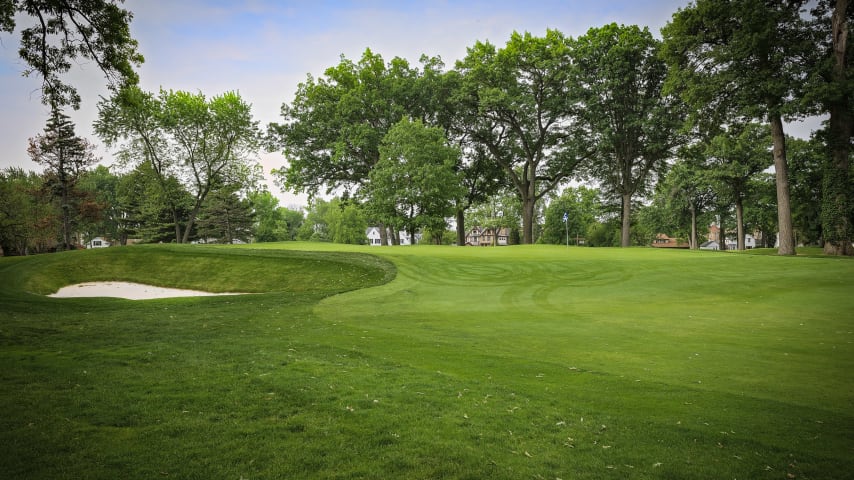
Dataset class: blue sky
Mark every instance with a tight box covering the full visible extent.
[0,0,815,206]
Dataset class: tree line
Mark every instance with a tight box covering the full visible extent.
[2,0,851,255]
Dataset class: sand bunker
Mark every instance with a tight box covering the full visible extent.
[49,281,245,300]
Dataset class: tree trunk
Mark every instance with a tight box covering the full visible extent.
[522,196,536,245]
[823,0,853,256]
[770,114,795,255]
[378,222,388,246]
[621,192,632,247]
[690,203,698,250]
[718,214,727,251]
[735,197,745,251]
[456,208,466,246]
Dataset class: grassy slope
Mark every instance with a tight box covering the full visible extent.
[1,244,851,479]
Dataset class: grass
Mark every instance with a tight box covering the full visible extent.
[1,243,852,479]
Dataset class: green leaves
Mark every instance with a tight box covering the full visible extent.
[5,0,143,109]
[365,119,462,238]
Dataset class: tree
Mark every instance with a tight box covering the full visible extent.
[467,191,523,245]
[1,0,143,109]
[652,154,716,249]
[325,199,368,245]
[807,0,854,255]
[77,165,120,243]
[195,187,254,244]
[0,168,55,255]
[540,186,599,245]
[364,119,462,243]
[703,123,773,250]
[269,49,418,197]
[574,23,683,247]
[27,107,97,249]
[455,30,591,244]
[662,0,814,255]
[96,87,262,243]
[787,136,826,246]
[249,190,289,242]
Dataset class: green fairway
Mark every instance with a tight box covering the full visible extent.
[1,244,852,479]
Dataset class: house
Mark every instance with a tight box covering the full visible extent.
[707,224,757,250]
[366,227,383,246]
[651,233,689,248]
[465,226,509,246]
[365,227,423,246]
[87,236,111,249]
[699,240,720,250]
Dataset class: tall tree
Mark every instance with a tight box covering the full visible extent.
[27,108,97,249]
[455,30,591,244]
[808,0,854,255]
[662,0,814,255]
[269,49,417,197]
[574,23,683,247]
[96,87,261,243]
[1,0,143,109]
[364,119,463,243]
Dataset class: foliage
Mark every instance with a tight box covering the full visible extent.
[249,190,303,242]
[805,1,854,254]
[96,86,262,243]
[540,186,600,245]
[0,0,143,109]
[298,197,365,244]
[573,23,683,247]
[702,122,773,250]
[364,119,462,242]
[27,108,98,249]
[269,49,423,197]
[195,187,254,244]
[454,30,590,244]
[0,168,56,255]
[662,0,815,255]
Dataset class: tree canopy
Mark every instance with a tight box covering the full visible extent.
[1,0,143,109]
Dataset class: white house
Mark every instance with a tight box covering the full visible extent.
[87,237,111,249]
[365,227,422,246]
[366,227,384,246]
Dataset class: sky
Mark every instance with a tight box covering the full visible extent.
[0,0,820,208]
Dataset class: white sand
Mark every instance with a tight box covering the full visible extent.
[49,281,244,300]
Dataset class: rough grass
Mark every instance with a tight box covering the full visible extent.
[1,243,852,479]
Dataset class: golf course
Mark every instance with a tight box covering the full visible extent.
[1,243,852,479]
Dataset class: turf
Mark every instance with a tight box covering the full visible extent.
[1,244,852,479]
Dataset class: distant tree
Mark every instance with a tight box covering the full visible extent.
[27,108,98,249]
[540,186,600,245]
[786,136,825,246]
[573,23,683,248]
[196,187,254,244]
[249,190,286,242]
[298,198,332,242]
[744,172,781,248]
[662,0,814,255]
[703,123,773,250]
[652,155,716,249]
[0,168,54,255]
[326,199,368,245]
[96,86,262,243]
[467,191,523,245]
[455,30,591,244]
[364,119,462,243]
[1,0,143,109]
